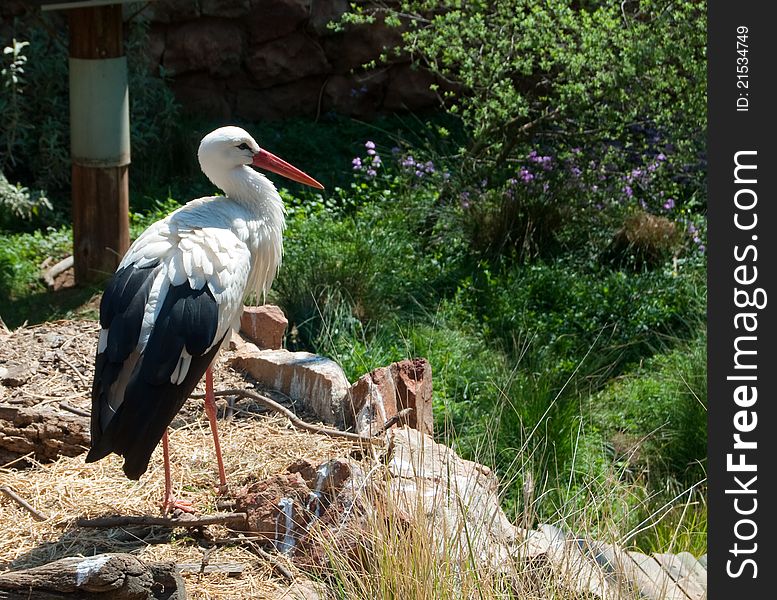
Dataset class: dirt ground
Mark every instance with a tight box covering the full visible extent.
[0,319,356,598]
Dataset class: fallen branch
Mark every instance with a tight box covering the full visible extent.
[76,512,248,529]
[192,388,384,445]
[42,254,74,288]
[0,485,49,521]
[59,402,90,418]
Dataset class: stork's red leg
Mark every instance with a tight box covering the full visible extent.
[204,366,228,491]
[161,430,194,514]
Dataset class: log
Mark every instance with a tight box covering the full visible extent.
[0,402,90,466]
[0,553,184,599]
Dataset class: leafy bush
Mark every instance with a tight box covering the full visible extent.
[0,170,51,226]
[344,0,705,171]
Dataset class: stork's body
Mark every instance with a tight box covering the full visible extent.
[87,127,322,511]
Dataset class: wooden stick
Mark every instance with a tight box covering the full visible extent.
[57,350,89,386]
[59,402,91,418]
[376,407,415,435]
[0,485,49,521]
[76,512,248,529]
[192,388,384,445]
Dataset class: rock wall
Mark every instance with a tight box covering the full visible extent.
[144,0,443,120]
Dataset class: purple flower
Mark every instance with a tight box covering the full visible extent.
[443,171,451,180]
[623,185,633,198]
[519,167,534,183]
[688,223,698,234]
[352,157,362,170]
[572,147,582,154]
[698,244,706,253]
[365,141,376,150]
[542,182,549,192]
[366,168,377,178]
[656,153,667,162]
[372,155,382,166]
[507,178,518,187]
[401,156,416,168]
[570,166,582,178]
[415,169,425,178]
[647,163,658,172]
[528,150,538,160]
[459,191,470,209]
[591,184,599,192]
[663,198,675,210]
[424,161,435,173]
[639,199,648,209]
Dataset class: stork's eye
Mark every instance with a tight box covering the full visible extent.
[237,143,250,151]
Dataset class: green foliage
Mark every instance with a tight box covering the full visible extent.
[346,0,705,171]
[0,170,51,226]
[591,333,707,486]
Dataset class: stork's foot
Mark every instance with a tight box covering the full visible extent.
[161,496,195,516]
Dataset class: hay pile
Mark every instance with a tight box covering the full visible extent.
[0,320,357,599]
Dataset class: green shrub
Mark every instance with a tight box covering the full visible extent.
[344,1,705,172]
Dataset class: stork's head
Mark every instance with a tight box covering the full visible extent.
[197,126,323,190]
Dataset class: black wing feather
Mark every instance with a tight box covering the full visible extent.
[88,271,221,480]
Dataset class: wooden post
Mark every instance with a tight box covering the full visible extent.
[68,4,129,284]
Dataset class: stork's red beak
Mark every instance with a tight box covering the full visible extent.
[252,149,324,189]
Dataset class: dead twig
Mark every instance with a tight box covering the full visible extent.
[253,544,296,583]
[56,351,89,387]
[0,485,49,521]
[76,512,248,529]
[192,388,384,446]
[59,402,91,418]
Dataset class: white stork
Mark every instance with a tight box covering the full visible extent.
[86,126,323,512]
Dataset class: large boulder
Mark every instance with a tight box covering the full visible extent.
[247,0,312,44]
[246,32,330,88]
[163,19,245,77]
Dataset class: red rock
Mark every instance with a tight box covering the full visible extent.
[233,472,311,540]
[169,72,232,119]
[320,22,403,72]
[347,358,433,436]
[246,32,330,88]
[163,19,244,77]
[149,0,201,23]
[240,304,288,349]
[322,72,388,118]
[383,64,440,112]
[201,0,251,18]
[234,76,325,120]
[308,0,349,36]
[247,0,311,44]
[393,358,433,435]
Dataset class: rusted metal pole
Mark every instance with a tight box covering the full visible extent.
[67,4,130,284]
